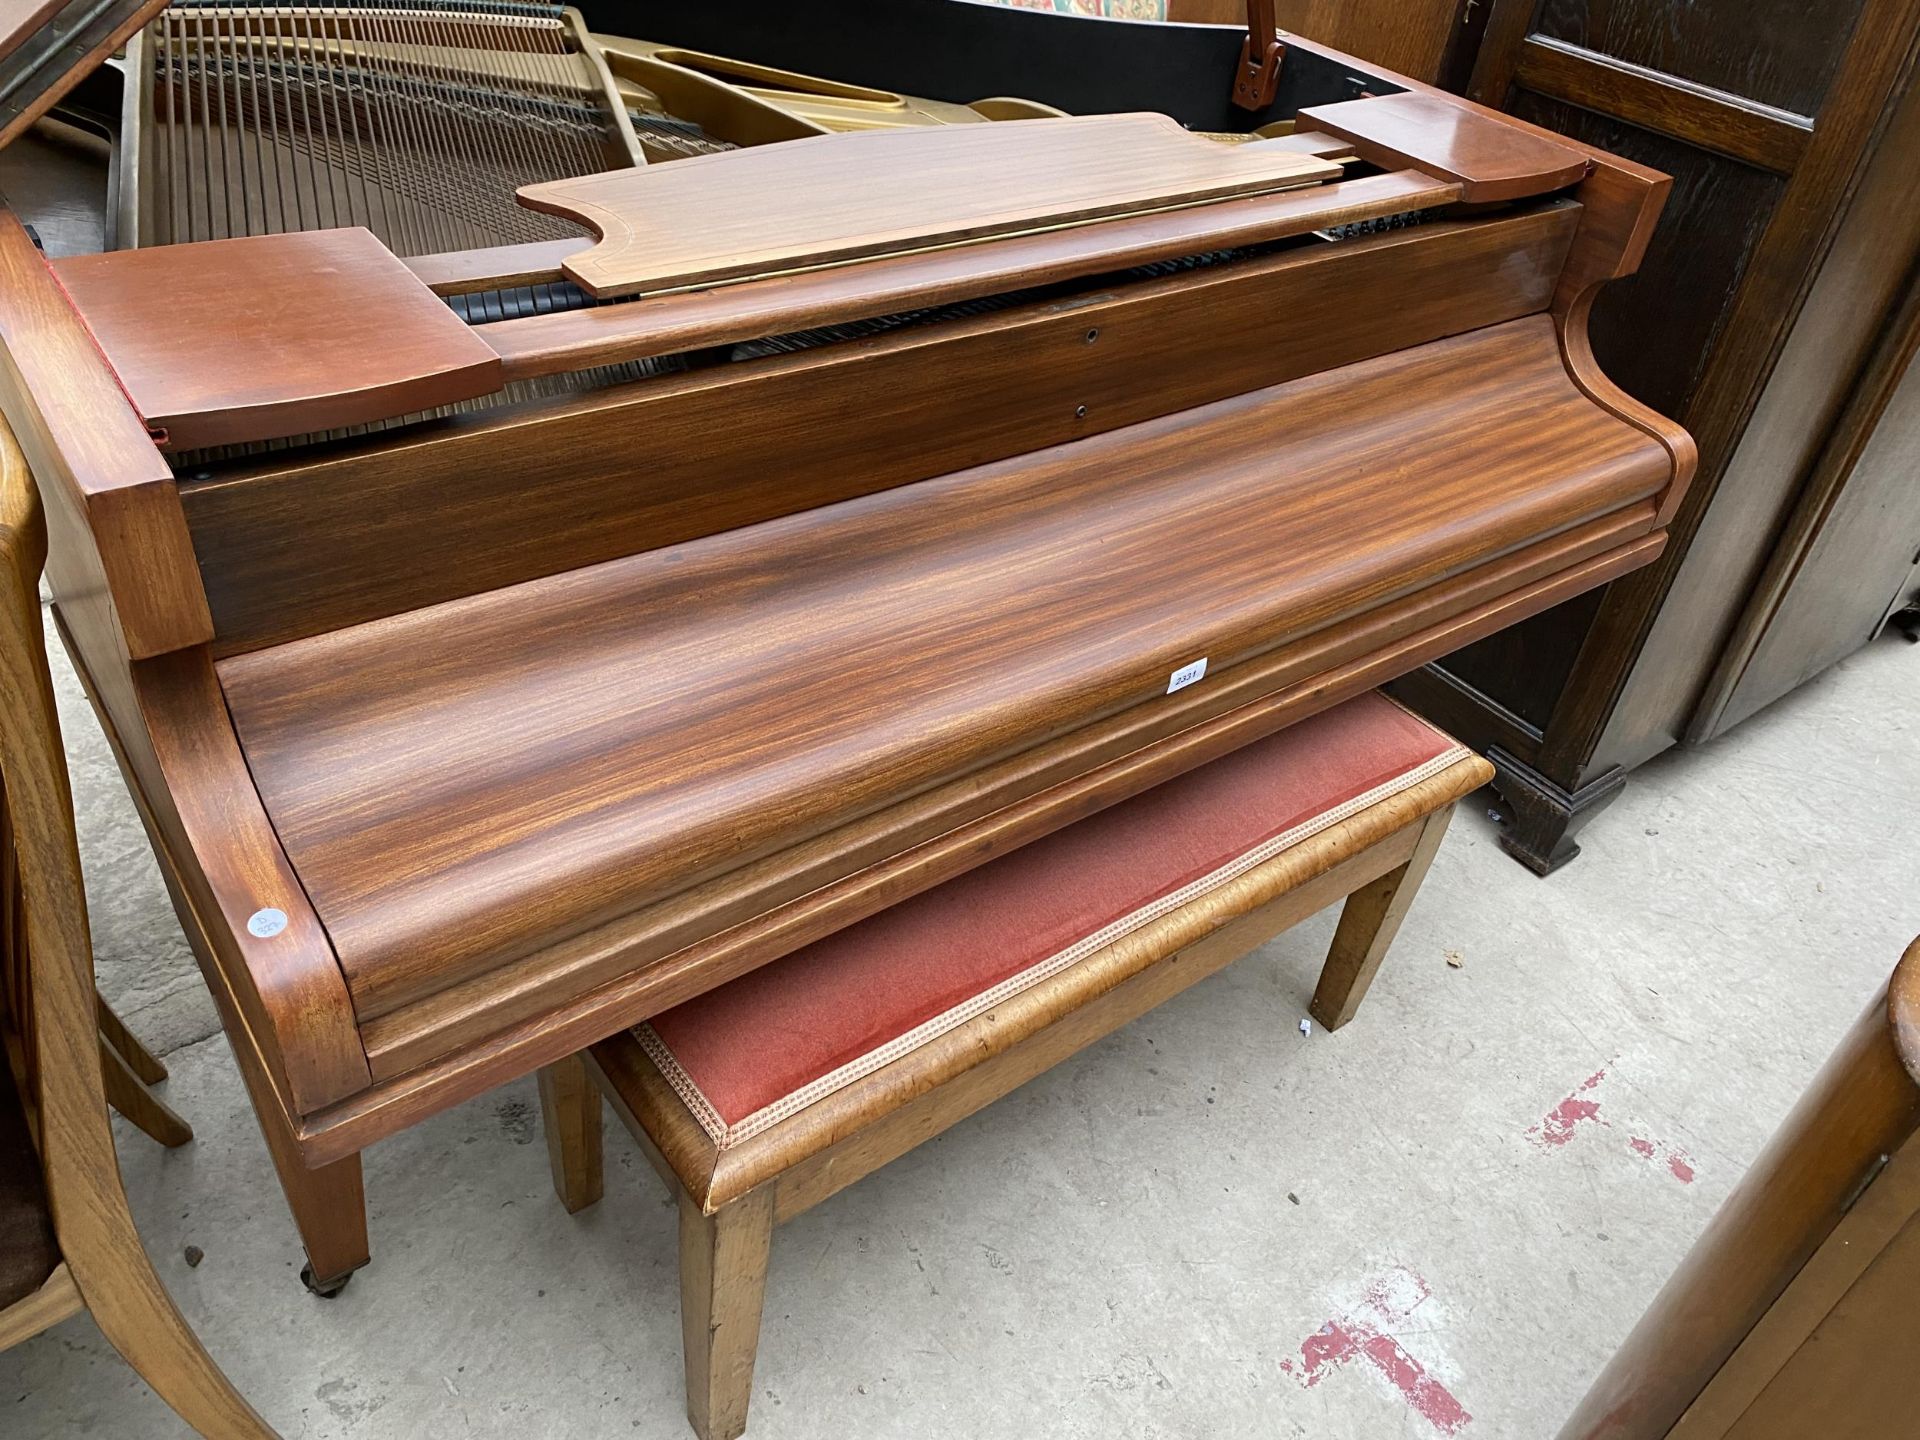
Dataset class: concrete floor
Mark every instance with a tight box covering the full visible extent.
[4,610,1916,1440]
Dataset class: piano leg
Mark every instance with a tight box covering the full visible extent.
[177,909,370,1295]
[284,1152,369,1298]
[537,1055,604,1215]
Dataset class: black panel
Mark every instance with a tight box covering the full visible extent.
[576,0,1398,131]
[1532,0,1865,116]
[1508,94,1783,422]
[1432,582,1608,733]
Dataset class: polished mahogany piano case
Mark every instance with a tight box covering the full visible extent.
[0,0,1692,1290]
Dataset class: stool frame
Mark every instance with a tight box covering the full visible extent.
[541,753,1486,1440]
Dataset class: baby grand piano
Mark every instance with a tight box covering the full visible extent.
[0,0,1691,1292]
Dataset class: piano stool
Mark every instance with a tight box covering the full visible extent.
[535,691,1492,1440]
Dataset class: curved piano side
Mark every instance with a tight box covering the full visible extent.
[1283,80,1700,540]
[0,212,369,1123]
[1284,77,1697,532]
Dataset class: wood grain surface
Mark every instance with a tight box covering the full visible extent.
[0,211,209,660]
[481,169,1460,383]
[295,524,1660,1160]
[1512,36,1812,176]
[1300,92,1590,202]
[214,317,1665,1034]
[51,229,504,451]
[0,203,365,1119]
[0,418,276,1437]
[186,205,1570,656]
[0,16,1695,1288]
[519,113,1338,298]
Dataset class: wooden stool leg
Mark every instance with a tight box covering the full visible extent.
[97,994,168,1084]
[99,1037,193,1147]
[1310,805,1454,1032]
[680,1187,774,1440]
[538,1056,604,1214]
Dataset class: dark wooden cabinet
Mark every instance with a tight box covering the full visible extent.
[1389,0,1920,872]
[1689,225,1920,738]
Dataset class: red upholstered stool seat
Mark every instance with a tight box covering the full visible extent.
[545,689,1490,1440]
[641,691,1470,1152]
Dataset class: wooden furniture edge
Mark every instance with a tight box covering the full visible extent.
[0,1263,82,1349]
[108,725,372,1287]
[587,842,1414,1223]
[1553,972,1920,1440]
[1296,93,1591,204]
[472,170,1462,380]
[196,203,1565,657]
[589,754,1489,1216]
[1685,279,1920,741]
[49,230,509,454]
[0,1,171,151]
[1,430,278,1436]
[289,531,1657,1168]
[1894,937,1920,1088]
[1558,288,1698,528]
[355,493,1652,1069]
[55,622,369,1115]
[0,211,209,660]
[0,393,358,1120]
[1511,35,1813,177]
[516,113,1341,299]
[1666,1125,1920,1437]
[1284,33,1672,291]
[405,237,589,294]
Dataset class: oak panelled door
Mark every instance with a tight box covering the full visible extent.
[1390,0,1920,874]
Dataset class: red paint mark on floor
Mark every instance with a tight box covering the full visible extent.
[1298,1320,1362,1383]
[1362,1332,1474,1434]
[1284,1267,1472,1434]
[1527,1068,1608,1148]
[1532,1070,1699,1184]
[1628,1133,1695,1183]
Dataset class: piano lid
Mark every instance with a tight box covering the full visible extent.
[518,114,1343,298]
[0,0,168,148]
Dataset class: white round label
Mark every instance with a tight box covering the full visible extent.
[247,908,288,939]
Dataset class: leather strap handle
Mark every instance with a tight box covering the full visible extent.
[1232,0,1285,111]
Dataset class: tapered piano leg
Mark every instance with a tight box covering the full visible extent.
[277,1149,368,1298]
[537,1056,604,1214]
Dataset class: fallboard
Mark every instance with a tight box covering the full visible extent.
[180,203,1578,657]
